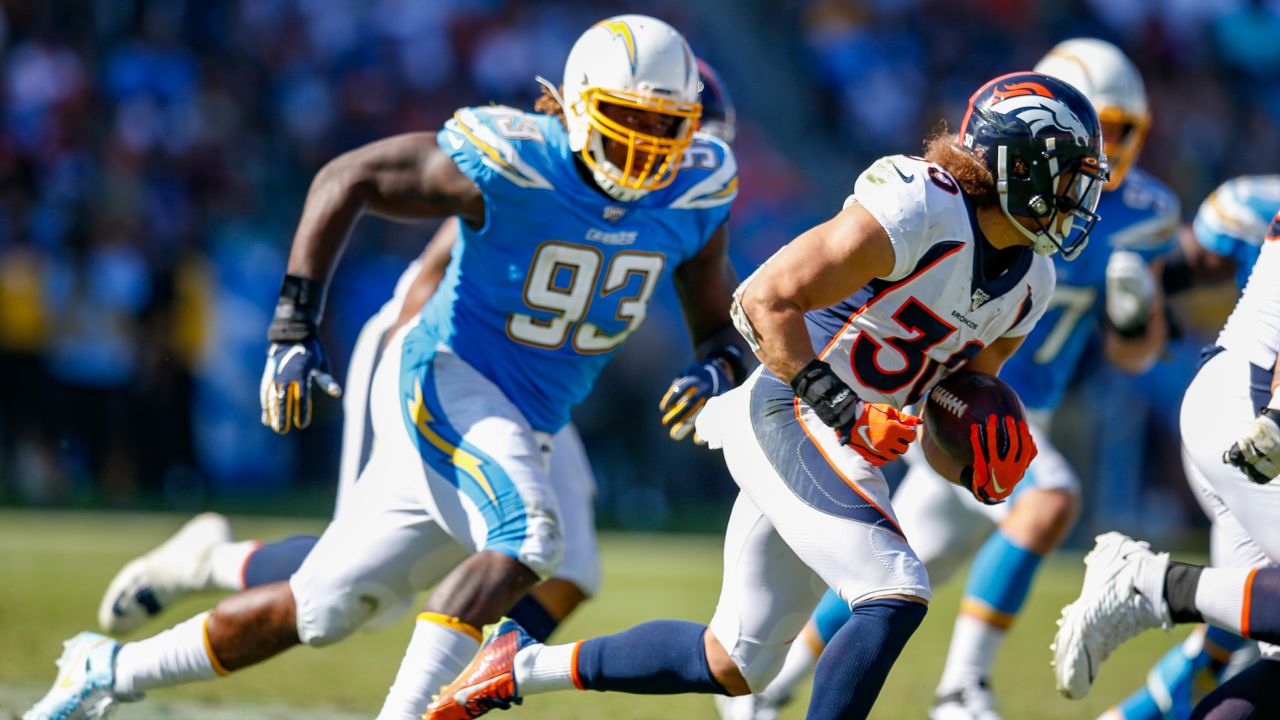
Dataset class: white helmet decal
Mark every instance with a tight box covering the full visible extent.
[992,96,1091,146]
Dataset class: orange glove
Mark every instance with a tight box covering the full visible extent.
[843,402,922,467]
[965,414,1037,504]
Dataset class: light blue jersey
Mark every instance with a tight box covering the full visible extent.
[1001,168,1180,411]
[1192,175,1280,288]
[419,106,737,433]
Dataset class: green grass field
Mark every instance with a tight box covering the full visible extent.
[0,510,1194,719]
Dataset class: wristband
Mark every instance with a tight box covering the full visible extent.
[267,274,326,343]
[789,359,859,429]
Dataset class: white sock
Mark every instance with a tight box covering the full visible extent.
[207,540,259,591]
[1195,568,1253,636]
[759,628,820,703]
[937,612,1006,691]
[113,611,225,695]
[513,641,578,695]
[376,614,481,720]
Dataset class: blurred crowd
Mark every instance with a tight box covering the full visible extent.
[0,0,1274,537]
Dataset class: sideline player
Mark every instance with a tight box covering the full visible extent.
[720,39,1175,720]
[424,72,1106,720]
[25,16,745,720]
[1098,175,1280,720]
[93,56,739,650]
[1052,207,1280,720]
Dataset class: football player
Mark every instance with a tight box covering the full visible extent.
[1097,175,1280,720]
[24,17,745,720]
[93,55,738,646]
[721,39,1176,720]
[422,72,1105,720]
[1052,207,1280,720]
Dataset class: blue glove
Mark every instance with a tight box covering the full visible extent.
[259,337,342,434]
[659,347,744,442]
[259,274,342,434]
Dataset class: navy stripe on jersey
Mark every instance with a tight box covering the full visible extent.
[804,240,966,355]
[749,369,901,534]
[1009,286,1034,332]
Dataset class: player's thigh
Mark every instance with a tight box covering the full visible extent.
[290,454,468,647]
[371,321,564,579]
[708,492,827,693]
[699,369,930,606]
[547,422,601,597]
[894,453,993,585]
[1182,350,1280,562]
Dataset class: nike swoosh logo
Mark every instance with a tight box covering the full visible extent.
[856,423,876,448]
[892,164,915,183]
[276,345,306,376]
[989,467,1007,496]
[454,675,509,704]
[447,131,465,150]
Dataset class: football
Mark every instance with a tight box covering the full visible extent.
[922,370,1026,470]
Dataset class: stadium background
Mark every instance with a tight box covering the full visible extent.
[0,0,1275,716]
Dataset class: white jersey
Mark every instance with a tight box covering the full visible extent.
[1216,229,1280,371]
[805,155,1055,408]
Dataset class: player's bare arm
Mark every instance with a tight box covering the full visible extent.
[287,132,483,284]
[737,202,894,382]
[965,334,1028,377]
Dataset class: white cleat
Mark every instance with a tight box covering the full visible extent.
[714,692,784,720]
[1052,532,1171,700]
[98,512,232,635]
[930,679,1001,720]
[24,632,138,720]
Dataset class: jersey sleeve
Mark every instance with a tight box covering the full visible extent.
[438,106,556,200]
[1108,173,1180,260]
[847,156,937,282]
[1002,259,1056,339]
[668,135,738,258]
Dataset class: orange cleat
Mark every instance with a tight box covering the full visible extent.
[424,618,538,719]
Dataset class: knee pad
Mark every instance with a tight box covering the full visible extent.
[505,504,564,581]
[290,571,407,647]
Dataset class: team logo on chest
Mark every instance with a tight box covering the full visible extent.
[602,205,627,223]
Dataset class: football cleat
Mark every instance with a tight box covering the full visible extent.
[930,679,1001,720]
[713,692,785,720]
[1052,532,1171,700]
[24,632,138,720]
[425,618,537,719]
[98,512,232,635]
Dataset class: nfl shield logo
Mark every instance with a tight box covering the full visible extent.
[970,288,991,311]
[603,206,626,223]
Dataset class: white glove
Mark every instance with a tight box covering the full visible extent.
[1224,409,1280,484]
[1105,250,1156,334]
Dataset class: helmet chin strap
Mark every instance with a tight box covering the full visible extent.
[586,132,651,202]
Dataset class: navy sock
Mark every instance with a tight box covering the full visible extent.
[1190,658,1280,720]
[242,535,318,588]
[508,595,559,643]
[575,620,725,695]
[806,598,927,720]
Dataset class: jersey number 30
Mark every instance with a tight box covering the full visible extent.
[507,241,665,354]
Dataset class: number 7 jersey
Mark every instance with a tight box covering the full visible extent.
[804,155,1055,409]
[420,105,737,433]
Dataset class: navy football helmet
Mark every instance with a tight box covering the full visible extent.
[959,71,1108,260]
[696,58,735,145]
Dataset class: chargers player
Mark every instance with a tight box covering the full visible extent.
[1052,207,1280,719]
[720,39,1175,720]
[92,56,739,653]
[423,72,1105,720]
[25,16,746,720]
[1098,175,1280,720]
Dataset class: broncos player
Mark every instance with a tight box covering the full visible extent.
[1097,175,1280,720]
[1052,205,1280,719]
[423,72,1105,720]
[718,39,1176,720]
[25,16,745,720]
[92,55,738,655]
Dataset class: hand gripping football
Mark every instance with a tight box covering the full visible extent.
[920,371,1026,484]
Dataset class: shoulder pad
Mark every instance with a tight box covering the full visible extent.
[442,106,556,191]
[667,134,738,210]
[852,155,967,281]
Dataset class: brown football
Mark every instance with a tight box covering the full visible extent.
[922,370,1026,468]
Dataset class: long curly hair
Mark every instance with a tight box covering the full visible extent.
[923,125,998,208]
